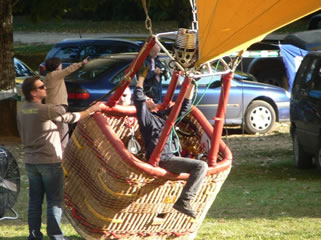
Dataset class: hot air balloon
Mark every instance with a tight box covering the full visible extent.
[62,1,321,239]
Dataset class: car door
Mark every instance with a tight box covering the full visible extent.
[195,75,243,124]
[291,54,321,153]
[161,71,243,124]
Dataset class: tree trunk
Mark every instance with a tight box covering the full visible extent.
[0,0,19,138]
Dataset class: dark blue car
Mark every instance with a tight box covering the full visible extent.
[65,53,290,134]
[290,50,321,173]
[38,36,175,76]
[39,38,143,76]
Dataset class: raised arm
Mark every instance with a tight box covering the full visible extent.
[185,81,195,100]
[136,75,145,88]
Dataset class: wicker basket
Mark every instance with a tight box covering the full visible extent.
[63,106,232,240]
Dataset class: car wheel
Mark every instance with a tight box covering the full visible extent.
[243,100,275,134]
[292,130,314,169]
[314,145,321,173]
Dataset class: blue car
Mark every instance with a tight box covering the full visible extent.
[39,38,143,76]
[65,53,290,134]
[290,50,321,172]
[38,36,175,76]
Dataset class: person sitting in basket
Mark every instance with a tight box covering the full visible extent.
[133,68,208,218]
[117,87,132,106]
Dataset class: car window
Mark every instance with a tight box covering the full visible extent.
[310,60,321,91]
[53,47,80,61]
[46,47,59,59]
[65,58,136,85]
[66,58,122,82]
[83,43,139,59]
[14,59,35,77]
[114,43,140,53]
[110,69,138,86]
[305,59,318,85]
[292,57,316,97]
[84,45,113,58]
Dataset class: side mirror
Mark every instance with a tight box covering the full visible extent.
[309,90,321,99]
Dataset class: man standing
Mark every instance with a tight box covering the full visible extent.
[17,76,106,240]
[44,57,88,150]
[143,44,164,103]
[134,73,208,218]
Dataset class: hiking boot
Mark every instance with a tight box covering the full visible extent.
[173,198,197,218]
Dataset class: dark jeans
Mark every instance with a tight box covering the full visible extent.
[159,156,208,200]
[25,163,64,240]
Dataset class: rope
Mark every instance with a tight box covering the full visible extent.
[141,0,153,35]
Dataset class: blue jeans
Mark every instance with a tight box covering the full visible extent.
[25,163,64,240]
[159,156,208,200]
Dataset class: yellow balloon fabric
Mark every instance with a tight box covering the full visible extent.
[196,0,321,66]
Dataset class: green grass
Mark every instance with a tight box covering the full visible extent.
[14,43,53,55]
[1,124,321,239]
[14,43,53,71]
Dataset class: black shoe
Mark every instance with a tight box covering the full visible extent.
[173,199,197,218]
[28,231,43,240]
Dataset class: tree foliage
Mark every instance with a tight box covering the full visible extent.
[14,0,192,25]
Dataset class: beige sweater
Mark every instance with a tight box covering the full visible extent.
[17,102,81,164]
[44,62,83,106]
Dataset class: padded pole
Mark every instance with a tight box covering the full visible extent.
[207,72,233,167]
[107,37,156,107]
[149,76,192,167]
[158,70,180,110]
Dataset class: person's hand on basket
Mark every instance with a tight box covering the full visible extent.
[86,102,108,115]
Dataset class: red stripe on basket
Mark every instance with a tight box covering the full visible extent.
[65,150,135,209]
[76,123,164,186]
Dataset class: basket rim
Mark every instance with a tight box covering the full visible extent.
[93,105,232,180]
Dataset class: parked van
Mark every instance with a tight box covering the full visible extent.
[290,50,321,173]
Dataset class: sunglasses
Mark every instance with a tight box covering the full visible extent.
[34,84,46,90]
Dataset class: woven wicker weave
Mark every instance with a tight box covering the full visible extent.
[63,107,232,240]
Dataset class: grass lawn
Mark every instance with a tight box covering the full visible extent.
[1,123,321,239]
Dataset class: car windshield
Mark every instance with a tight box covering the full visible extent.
[65,58,129,82]
[14,59,35,77]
